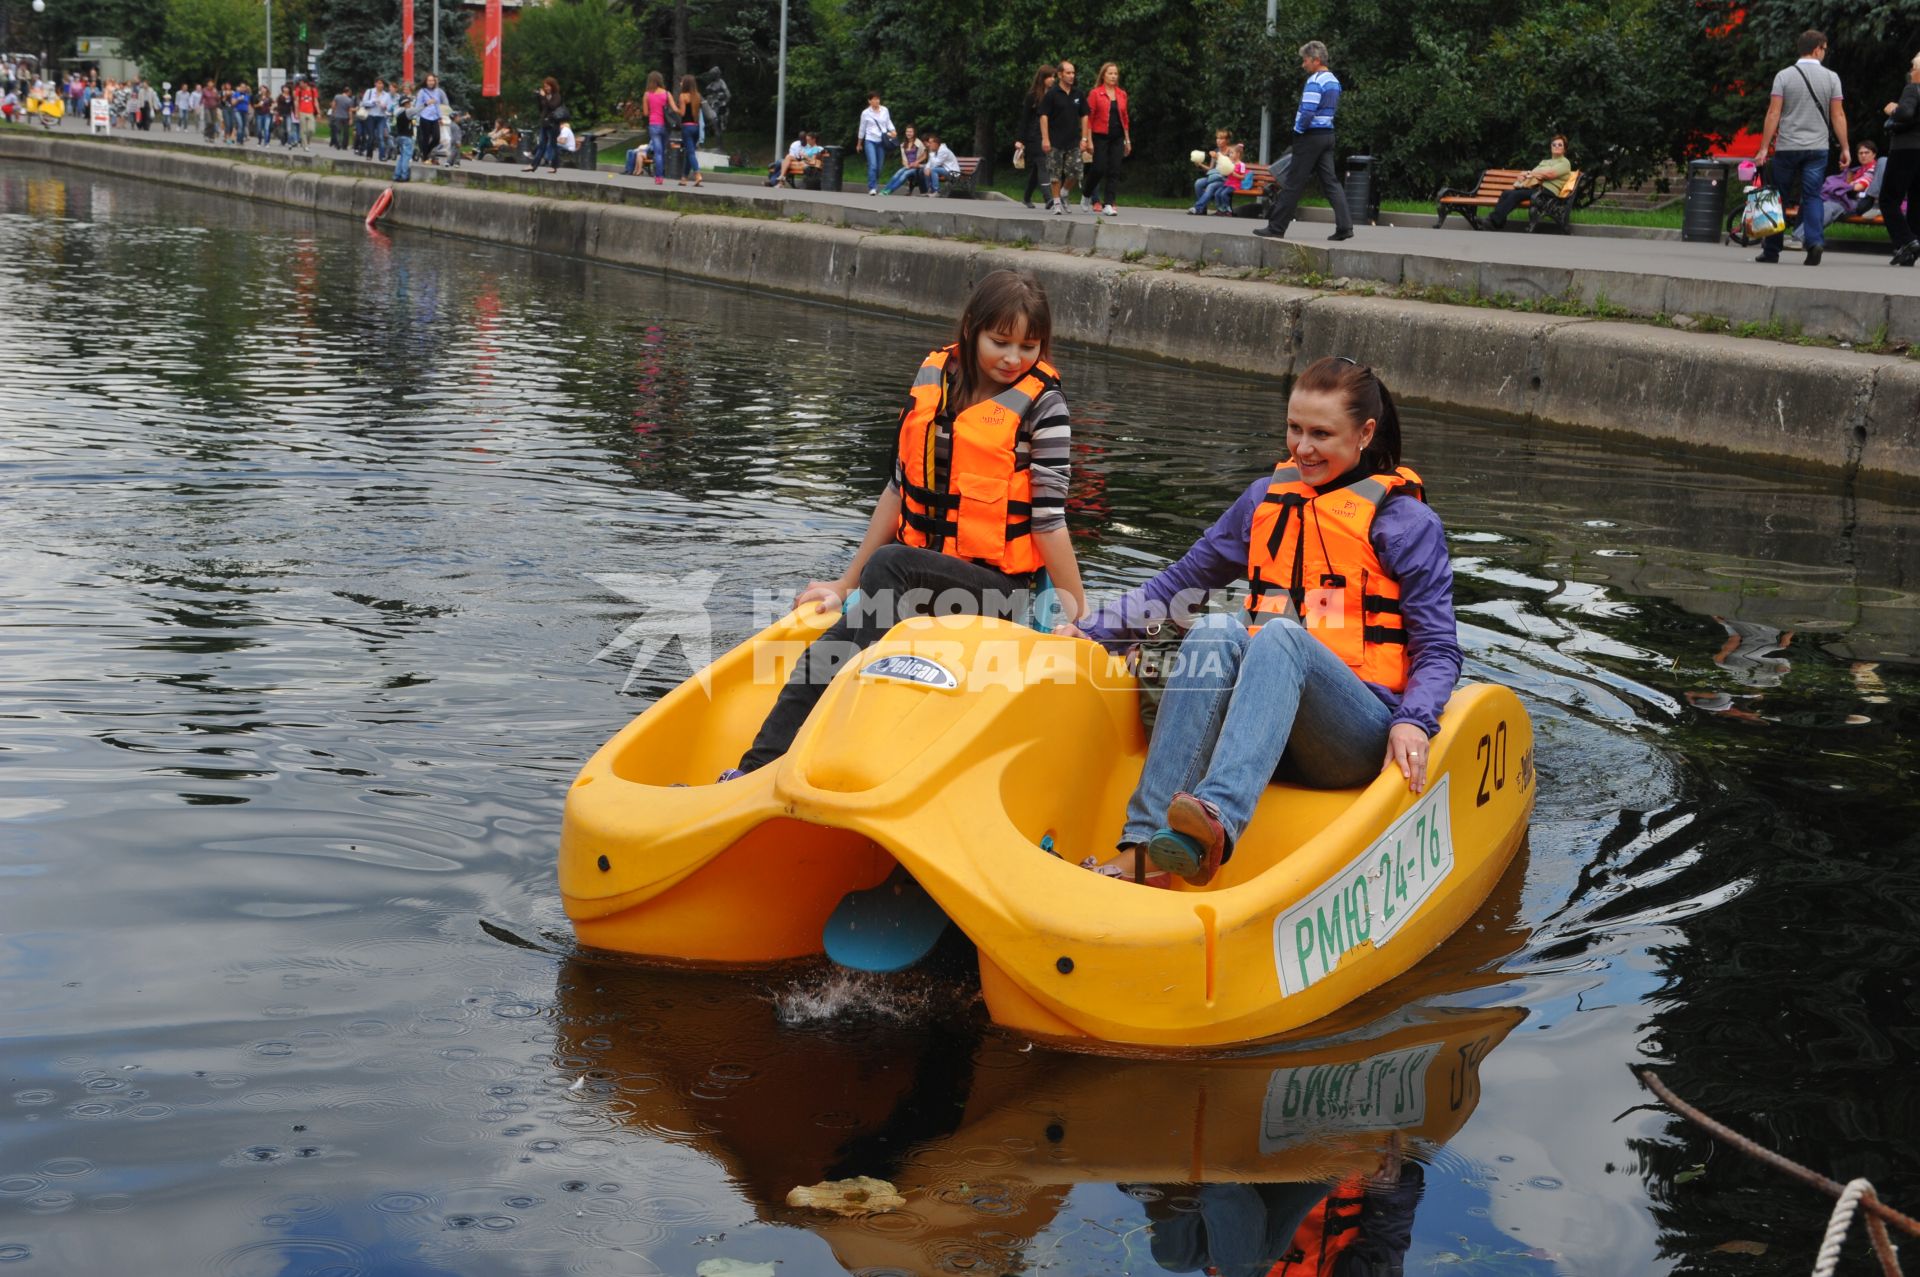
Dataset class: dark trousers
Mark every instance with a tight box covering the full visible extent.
[1264,130,1352,234]
[1882,149,1920,249]
[418,118,440,162]
[738,544,1033,772]
[1760,149,1828,259]
[1089,132,1125,205]
[1485,182,1538,228]
[529,122,558,168]
[1022,137,1044,204]
[330,118,348,149]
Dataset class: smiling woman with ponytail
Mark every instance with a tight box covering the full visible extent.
[1058,356,1462,887]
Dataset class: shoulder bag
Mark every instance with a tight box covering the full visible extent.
[1792,64,1842,168]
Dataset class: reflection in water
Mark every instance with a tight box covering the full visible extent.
[554,963,1521,1276]
[2,163,1918,1277]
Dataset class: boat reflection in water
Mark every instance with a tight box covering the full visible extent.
[552,855,1530,1274]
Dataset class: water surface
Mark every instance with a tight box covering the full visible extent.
[2,164,1917,1277]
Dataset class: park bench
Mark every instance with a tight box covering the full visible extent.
[1222,166,1276,215]
[1435,168,1593,232]
[937,156,982,197]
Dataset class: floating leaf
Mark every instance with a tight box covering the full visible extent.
[1714,1240,1768,1256]
[1674,1164,1707,1184]
[785,1175,906,1216]
[695,1261,776,1277]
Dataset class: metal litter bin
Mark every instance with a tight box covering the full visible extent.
[819,144,845,193]
[1683,158,1729,243]
[1343,154,1376,225]
[664,142,687,179]
[574,133,598,171]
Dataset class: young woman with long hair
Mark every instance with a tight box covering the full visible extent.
[643,71,672,186]
[677,74,705,186]
[1018,64,1056,208]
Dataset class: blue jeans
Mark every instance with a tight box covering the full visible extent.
[683,124,701,174]
[928,166,957,195]
[863,137,885,190]
[1121,614,1394,849]
[393,135,413,181]
[622,147,642,175]
[1763,149,1829,257]
[648,123,668,177]
[1193,174,1230,212]
[883,166,919,194]
[530,122,557,168]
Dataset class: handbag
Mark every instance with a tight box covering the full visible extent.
[1741,185,1787,239]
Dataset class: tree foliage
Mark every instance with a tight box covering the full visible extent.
[313,0,476,103]
[1692,0,1920,151]
[502,0,645,125]
[140,0,261,83]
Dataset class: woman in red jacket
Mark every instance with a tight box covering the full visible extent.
[1086,62,1131,216]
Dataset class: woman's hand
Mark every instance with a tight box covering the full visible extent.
[794,578,853,614]
[1384,722,1431,794]
[1887,101,1900,116]
[1052,621,1089,639]
[1124,137,1133,157]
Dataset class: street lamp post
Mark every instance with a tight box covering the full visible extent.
[1258,0,1275,165]
[431,0,438,78]
[772,0,787,169]
[265,0,272,89]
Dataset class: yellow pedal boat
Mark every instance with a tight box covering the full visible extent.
[559,610,1535,1048]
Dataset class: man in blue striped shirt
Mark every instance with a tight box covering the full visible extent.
[1254,41,1355,242]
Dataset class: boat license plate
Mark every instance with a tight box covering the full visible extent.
[1273,775,1454,997]
[1259,1040,1437,1151]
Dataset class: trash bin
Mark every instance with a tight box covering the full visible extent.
[574,132,598,171]
[664,142,687,179]
[1683,158,1730,243]
[819,144,845,193]
[1343,154,1375,225]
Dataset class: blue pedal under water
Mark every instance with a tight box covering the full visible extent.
[823,866,951,973]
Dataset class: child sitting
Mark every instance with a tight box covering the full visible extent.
[1189,132,1247,215]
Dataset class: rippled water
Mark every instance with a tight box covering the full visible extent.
[3,164,1917,1277]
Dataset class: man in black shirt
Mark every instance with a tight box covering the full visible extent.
[1038,60,1091,215]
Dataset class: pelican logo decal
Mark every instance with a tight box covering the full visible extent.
[862,655,958,689]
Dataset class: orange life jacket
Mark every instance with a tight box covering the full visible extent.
[1265,1174,1367,1277]
[895,345,1059,576]
[1246,461,1424,693]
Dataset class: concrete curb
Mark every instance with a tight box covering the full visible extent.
[7,131,1916,486]
[13,127,1910,343]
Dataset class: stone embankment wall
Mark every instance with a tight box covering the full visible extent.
[7,132,1916,485]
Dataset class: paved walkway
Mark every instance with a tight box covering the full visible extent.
[20,122,1920,338]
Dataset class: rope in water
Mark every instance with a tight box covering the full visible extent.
[1637,1070,1913,1276]
[1811,1179,1903,1277]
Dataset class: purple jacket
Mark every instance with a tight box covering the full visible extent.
[1079,473,1463,736]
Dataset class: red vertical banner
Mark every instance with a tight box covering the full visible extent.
[482,0,502,97]
[401,0,416,85]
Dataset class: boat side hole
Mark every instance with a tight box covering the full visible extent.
[1193,904,1218,1005]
